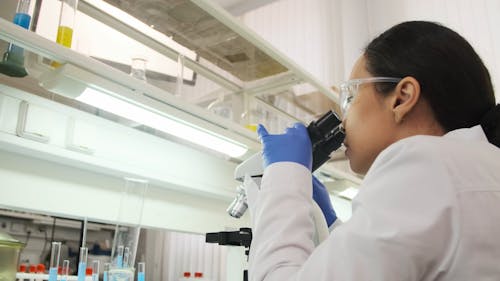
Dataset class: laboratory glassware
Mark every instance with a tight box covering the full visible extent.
[108,178,148,281]
[137,262,145,281]
[52,0,78,67]
[130,57,147,81]
[92,260,100,281]
[0,0,31,77]
[77,247,88,281]
[61,260,70,281]
[103,263,110,281]
[48,242,61,281]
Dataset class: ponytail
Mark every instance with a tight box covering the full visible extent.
[481,104,500,148]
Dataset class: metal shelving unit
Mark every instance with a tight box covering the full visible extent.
[0,0,361,184]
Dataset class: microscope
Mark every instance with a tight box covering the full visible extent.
[227,110,346,218]
[205,110,345,281]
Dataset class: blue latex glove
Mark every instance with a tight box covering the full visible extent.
[257,123,312,170]
[313,176,337,227]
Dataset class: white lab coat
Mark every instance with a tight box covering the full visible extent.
[247,125,500,281]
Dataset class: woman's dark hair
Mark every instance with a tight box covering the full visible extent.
[364,21,500,148]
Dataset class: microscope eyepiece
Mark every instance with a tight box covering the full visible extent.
[308,111,345,171]
[307,110,342,145]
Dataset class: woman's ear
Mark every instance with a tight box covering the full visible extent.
[390,76,421,124]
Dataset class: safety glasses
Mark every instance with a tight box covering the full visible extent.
[339,77,402,117]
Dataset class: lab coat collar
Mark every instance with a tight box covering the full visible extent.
[443,125,488,142]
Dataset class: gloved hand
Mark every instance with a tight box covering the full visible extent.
[312,176,337,227]
[257,123,312,170]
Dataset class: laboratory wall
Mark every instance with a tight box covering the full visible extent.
[342,0,500,102]
[139,229,232,281]
[241,0,345,88]
[241,0,500,102]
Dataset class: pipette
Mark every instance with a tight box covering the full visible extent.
[82,218,88,247]
[48,242,61,281]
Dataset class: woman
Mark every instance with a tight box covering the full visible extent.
[247,21,500,280]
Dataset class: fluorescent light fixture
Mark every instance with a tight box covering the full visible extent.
[77,87,248,157]
[338,187,359,200]
[38,64,248,157]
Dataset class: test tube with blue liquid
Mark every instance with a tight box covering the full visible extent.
[48,242,61,281]
[61,260,70,281]
[103,263,110,281]
[137,262,145,281]
[92,260,100,281]
[77,247,88,281]
[116,245,124,268]
[0,0,31,77]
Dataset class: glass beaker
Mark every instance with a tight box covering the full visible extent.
[207,94,233,120]
[108,267,134,281]
[130,57,147,81]
[109,178,148,281]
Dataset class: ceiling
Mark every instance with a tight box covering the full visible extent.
[211,0,280,16]
[104,0,288,81]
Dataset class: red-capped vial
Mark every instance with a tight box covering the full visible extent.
[86,267,93,275]
[19,264,27,273]
[183,272,191,277]
[36,264,46,273]
[194,272,203,278]
[28,264,36,273]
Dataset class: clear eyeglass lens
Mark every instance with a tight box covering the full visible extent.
[339,77,401,117]
[340,83,357,117]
